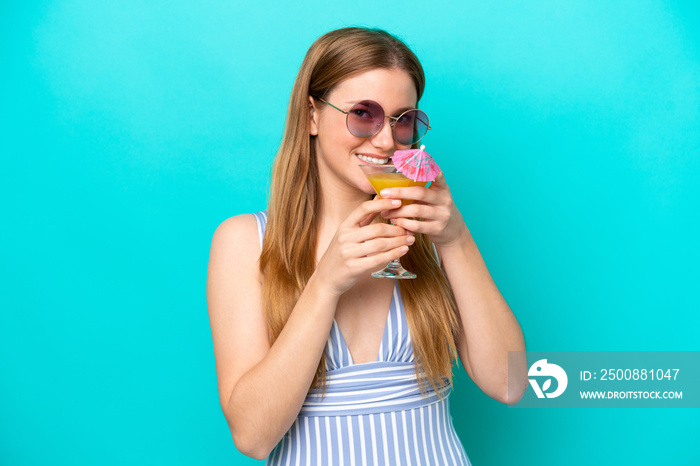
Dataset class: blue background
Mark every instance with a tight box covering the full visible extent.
[1,1,698,464]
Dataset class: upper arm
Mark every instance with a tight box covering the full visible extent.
[206,214,270,416]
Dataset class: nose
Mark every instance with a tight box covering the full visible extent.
[369,118,395,152]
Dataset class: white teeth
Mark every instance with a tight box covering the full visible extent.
[357,154,389,164]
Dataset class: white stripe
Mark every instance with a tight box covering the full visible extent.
[380,413,389,465]
[284,430,292,466]
[420,406,429,464]
[347,417,355,466]
[385,301,393,361]
[391,412,400,464]
[411,409,420,465]
[304,417,310,466]
[327,328,337,369]
[387,286,397,360]
[447,399,468,464]
[441,400,458,465]
[435,401,449,465]
[340,322,348,367]
[266,437,276,466]
[432,242,440,266]
[255,213,264,250]
[306,378,451,397]
[310,374,413,385]
[293,420,300,466]
[325,364,415,379]
[402,331,412,361]
[420,406,430,460]
[314,416,320,466]
[445,399,461,462]
[332,322,343,367]
[306,384,421,399]
[369,414,378,466]
[331,387,435,403]
[335,320,351,366]
[274,438,284,466]
[428,402,438,463]
[323,417,332,466]
[402,410,412,466]
[306,381,450,401]
[325,366,415,380]
[359,415,367,466]
[336,417,344,466]
[309,370,417,386]
[301,393,442,413]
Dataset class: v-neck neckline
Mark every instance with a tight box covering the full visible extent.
[332,281,397,366]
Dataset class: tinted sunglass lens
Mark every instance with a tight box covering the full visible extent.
[347,101,384,138]
[394,110,429,145]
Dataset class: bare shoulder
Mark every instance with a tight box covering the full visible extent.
[209,213,262,268]
[207,213,269,411]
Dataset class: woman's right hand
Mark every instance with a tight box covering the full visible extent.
[315,198,415,296]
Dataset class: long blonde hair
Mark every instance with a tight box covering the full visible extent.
[259,27,460,394]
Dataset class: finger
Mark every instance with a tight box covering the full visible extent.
[379,186,440,204]
[347,198,402,226]
[390,217,433,234]
[431,171,446,187]
[354,235,413,257]
[358,211,377,228]
[359,201,398,227]
[354,222,408,242]
[384,203,437,221]
[360,244,410,270]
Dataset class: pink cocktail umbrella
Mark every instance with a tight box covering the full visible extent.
[392,145,440,182]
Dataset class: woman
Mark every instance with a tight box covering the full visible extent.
[207,27,528,464]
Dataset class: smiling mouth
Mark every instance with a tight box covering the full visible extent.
[356,154,391,165]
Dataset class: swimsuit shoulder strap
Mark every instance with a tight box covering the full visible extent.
[251,210,268,250]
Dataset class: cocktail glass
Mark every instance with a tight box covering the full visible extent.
[358,164,428,279]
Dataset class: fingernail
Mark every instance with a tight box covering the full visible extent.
[406,230,414,236]
[381,189,391,197]
[407,236,415,245]
[390,218,398,223]
[391,200,401,207]
[380,210,388,217]
[400,246,409,254]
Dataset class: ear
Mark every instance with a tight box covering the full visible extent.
[308,96,319,136]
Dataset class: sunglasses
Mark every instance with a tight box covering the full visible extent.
[313,96,431,146]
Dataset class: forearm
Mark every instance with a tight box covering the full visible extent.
[439,230,526,402]
[226,273,338,458]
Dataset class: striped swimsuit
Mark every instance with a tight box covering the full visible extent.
[253,211,472,466]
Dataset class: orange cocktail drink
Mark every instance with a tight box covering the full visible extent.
[365,173,428,206]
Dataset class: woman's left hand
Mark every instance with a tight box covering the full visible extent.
[379,171,469,248]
